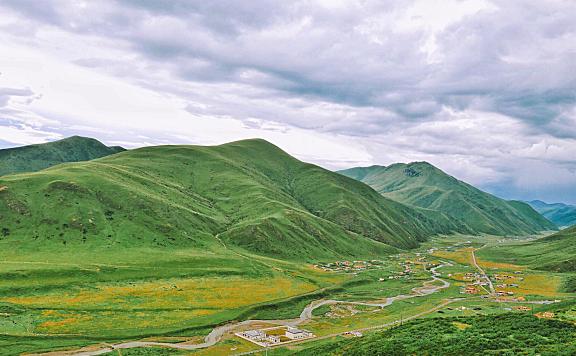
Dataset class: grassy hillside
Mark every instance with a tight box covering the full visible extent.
[297,314,576,356]
[0,136,125,176]
[0,139,466,261]
[339,162,556,236]
[478,226,576,273]
[529,200,576,228]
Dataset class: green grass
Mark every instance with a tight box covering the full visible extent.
[0,138,569,355]
[477,227,576,272]
[0,139,465,261]
[0,244,338,352]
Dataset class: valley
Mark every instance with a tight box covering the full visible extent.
[1,234,573,355]
[0,139,573,355]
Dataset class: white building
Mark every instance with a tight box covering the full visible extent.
[267,335,281,343]
[285,327,313,340]
[242,330,266,341]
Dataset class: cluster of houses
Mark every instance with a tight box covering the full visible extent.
[460,272,491,294]
[315,260,385,273]
[513,305,531,312]
[536,311,555,319]
[236,327,314,346]
[493,272,524,281]
[496,290,515,297]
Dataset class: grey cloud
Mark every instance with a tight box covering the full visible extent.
[1,0,575,202]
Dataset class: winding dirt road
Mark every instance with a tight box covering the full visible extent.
[38,265,452,356]
[470,248,495,295]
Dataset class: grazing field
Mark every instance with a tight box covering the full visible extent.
[0,245,349,354]
[2,233,574,355]
[431,247,476,265]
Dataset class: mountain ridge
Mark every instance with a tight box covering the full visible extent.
[0,136,125,177]
[338,162,556,236]
[527,200,576,228]
[0,138,467,261]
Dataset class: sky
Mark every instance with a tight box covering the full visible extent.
[0,0,575,204]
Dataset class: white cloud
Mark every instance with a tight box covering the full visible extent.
[0,0,574,203]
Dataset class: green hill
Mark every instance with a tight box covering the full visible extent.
[528,200,576,228]
[0,139,466,261]
[0,136,125,176]
[479,226,576,273]
[339,163,556,236]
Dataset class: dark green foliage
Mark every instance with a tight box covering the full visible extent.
[300,314,576,355]
[0,136,125,176]
[339,163,556,236]
[564,275,576,292]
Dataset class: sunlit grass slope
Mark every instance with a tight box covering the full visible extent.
[339,162,556,236]
[0,136,125,176]
[0,139,465,260]
[479,226,576,272]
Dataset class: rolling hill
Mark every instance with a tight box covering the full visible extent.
[0,136,125,176]
[524,226,576,272]
[477,226,576,273]
[0,139,467,261]
[339,163,556,236]
[528,200,576,228]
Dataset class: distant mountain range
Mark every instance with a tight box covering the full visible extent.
[0,136,125,176]
[0,138,472,260]
[527,200,576,228]
[339,163,556,236]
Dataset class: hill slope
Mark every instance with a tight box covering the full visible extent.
[477,226,576,273]
[528,200,576,228]
[339,163,556,236]
[0,139,466,261]
[0,136,125,176]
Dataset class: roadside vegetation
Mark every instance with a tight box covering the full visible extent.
[297,314,576,356]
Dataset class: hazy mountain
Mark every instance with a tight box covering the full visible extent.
[528,200,576,228]
[339,163,556,236]
[0,136,125,177]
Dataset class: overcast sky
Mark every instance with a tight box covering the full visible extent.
[0,0,575,204]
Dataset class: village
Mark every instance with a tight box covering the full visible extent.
[457,270,527,301]
[316,254,440,282]
[314,259,386,273]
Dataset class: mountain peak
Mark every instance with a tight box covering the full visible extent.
[0,136,125,176]
[339,162,556,236]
